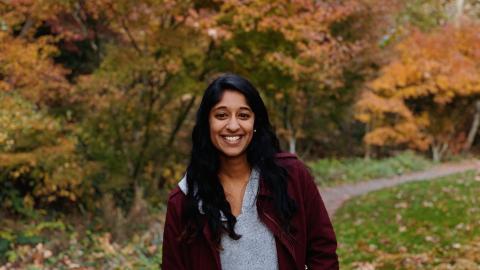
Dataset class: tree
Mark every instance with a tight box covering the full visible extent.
[63,0,216,205]
[355,20,480,161]
[0,0,95,214]
[199,0,363,154]
[0,0,72,107]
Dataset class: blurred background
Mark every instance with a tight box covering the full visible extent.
[1,0,479,269]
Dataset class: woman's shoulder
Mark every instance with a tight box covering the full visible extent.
[275,152,308,171]
[274,152,315,187]
[167,181,187,209]
[275,152,298,159]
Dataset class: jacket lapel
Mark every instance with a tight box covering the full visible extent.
[202,220,222,270]
[257,178,298,266]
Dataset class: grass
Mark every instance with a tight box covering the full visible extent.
[334,170,480,269]
[309,151,434,186]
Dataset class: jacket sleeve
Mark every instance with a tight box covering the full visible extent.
[300,164,339,269]
[162,194,187,270]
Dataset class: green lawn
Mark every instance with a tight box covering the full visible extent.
[334,170,480,269]
[309,151,434,186]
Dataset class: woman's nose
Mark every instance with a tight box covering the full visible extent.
[226,117,240,131]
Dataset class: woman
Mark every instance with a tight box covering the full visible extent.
[162,74,338,270]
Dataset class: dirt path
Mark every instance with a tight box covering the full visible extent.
[318,159,480,219]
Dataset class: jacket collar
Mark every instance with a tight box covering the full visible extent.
[178,174,228,221]
[258,152,297,198]
[258,175,273,198]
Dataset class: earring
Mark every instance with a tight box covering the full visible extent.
[254,129,257,133]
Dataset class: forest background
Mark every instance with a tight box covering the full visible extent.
[1,0,480,268]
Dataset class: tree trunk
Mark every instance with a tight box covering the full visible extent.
[364,144,371,160]
[455,0,465,27]
[364,122,371,160]
[289,136,296,154]
[283,101,296,154]
[431,142,448,162]
[463,100,480,152]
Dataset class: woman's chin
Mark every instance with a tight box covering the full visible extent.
[219,149,247,159]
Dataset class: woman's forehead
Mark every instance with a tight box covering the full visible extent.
[212,90,252,110]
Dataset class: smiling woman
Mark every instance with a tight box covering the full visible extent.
[162,73,338,270]
[209,90,255,160]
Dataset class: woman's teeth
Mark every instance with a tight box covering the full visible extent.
[224,136,240,142]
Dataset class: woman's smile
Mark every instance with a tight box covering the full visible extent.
[222,135,242,143]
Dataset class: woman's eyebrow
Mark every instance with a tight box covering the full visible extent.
[239,106,252,111]
[212,106,227,111]
[212,105,252,111]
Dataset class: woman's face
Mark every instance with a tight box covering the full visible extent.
[209,90,255,158]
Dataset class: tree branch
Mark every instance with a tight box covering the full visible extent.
[18,16,35,38]
[0,0,11,6]
[119,18,142,55]
[105,2,143,55]
[167,95,196,147]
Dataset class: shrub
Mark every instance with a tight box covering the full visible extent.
[309,151,433,186]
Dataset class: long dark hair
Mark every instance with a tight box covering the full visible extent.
[183,73,296,246]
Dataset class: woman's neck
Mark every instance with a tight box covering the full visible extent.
[218,154,251,184]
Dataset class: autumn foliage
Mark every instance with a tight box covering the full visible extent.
[1,0,480,267]
[356,21,480,160]
[1,0,480,218]
[0,0,370,215]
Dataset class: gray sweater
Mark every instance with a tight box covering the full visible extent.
[178,168,279,270]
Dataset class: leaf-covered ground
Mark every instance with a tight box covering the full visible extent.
[334,170,480,269]
[0,209,164,269]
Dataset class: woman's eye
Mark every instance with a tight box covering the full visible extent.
[215,113,227,119]
[238,113,250,119]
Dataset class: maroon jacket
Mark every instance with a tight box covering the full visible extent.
[162,153,339,269]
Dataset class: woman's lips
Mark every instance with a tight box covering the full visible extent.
[221,135,242,145]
